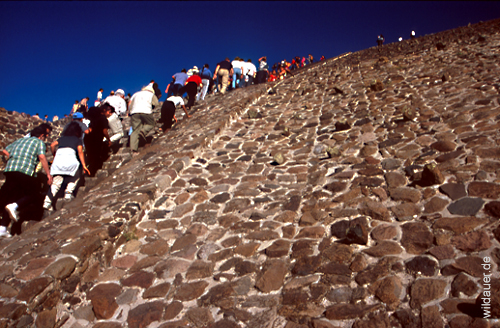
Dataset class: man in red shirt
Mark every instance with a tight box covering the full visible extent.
[181,74,202,110]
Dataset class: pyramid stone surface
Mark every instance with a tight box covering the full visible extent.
[1,18,500,328]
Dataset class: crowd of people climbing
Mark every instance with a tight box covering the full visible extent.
[0,53,325,237]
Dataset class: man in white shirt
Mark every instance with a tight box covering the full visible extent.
[241,59,256,88]
[104,89,127,117]
[104,105,124,143]
[128,85,158,153]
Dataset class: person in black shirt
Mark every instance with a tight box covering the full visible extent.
[213,58,233,94]
[84,105,112,176]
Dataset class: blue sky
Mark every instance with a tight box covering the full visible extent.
[1,1,499,119]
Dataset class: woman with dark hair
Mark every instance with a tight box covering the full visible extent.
[43,121,90,210]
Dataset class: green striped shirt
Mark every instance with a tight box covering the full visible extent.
[5,137,45,176]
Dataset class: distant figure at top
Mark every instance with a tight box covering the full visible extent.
[95,88,103,106]
[411,30,416,39]
[377,34,385,46]
[256,56,269,84]
[197,64,212,101]
[70,100,79,116]
[399,36,403,42]
[187,66,199,77]
[320,55,325,61]
[181,73,202,110]
[213,58,233,95]
[241,59,256,88]
[231,57,243,90]
[171,69,188,96]
[308,54,314,64]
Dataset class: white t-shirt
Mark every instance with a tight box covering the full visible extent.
[232,60,243,72]
[242,62,257,76]
[104,95,127,117]
[167,96,185,107]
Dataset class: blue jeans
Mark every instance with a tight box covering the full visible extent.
[240,75,253,88]
[232,68,241,89]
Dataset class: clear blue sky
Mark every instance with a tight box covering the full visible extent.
[1,1,499,119]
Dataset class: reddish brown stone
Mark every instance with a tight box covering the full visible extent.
[171,234,197,252]
[424,197,449,213]
[322,243,354,263]
[410,278,447,308]
[450,256,485,277]
[172,203,194,217]
[406,256,439,277]
[234,242,260,257]
[185,308,214,327]
[371,225,397,241]
[389,187,421,203]
[363,241,403,257]
[370,276,402,310]
[325,303,382,320]
[359,201,391,221]
[35,308,57,328]
[44,257,76,280]
[88,283,122,319]
[428,245,455,260]
[16,258,55,281]
[143,283,171,299]
[265,239,291,258]
[111,255,137,269]
[401,222,434,254]
[127,301,164,328]
[468,182,500,199]
[433,216,488,234]
[451,272,479,297]
[255,260,287,293]
[121,271,155,288]
[274,211,297,223]
[385,172,407,188]
[295,226,325,239]
[140,240,170,256]
[16,276,53,303]
[186,261,215,280]
[391,202,421,220]
[245,230,280,241]
[485,201,500,218]
[130,256,161,273]
[421,305,444,328]
[452,231,491,252]
[164,301,183,320]
[174,281,209,301]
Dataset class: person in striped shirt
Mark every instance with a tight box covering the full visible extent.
[0,125,52,237]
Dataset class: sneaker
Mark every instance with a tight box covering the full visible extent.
[0,226,11,238]
[5,203,19,222]
[43,200,52,210]
[64,193,74,201]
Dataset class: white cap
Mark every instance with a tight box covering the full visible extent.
[115,89,125,95]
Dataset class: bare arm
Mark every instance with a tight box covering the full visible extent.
[38,154,52,185]
[77,145,90,175]
[103,128,112,146]
[1,149,9,160]
[181,105,191,118]
[50,140,58,156]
